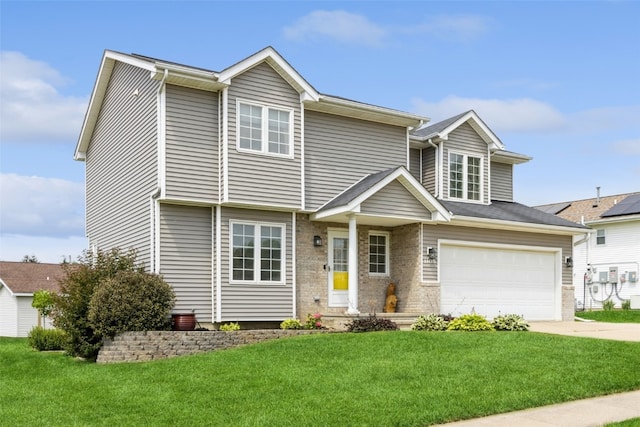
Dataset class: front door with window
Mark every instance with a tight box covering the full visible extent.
[328,230,349,307]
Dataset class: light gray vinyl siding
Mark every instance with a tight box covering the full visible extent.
[226,62,302,207]
[220,207,293,320]
[85,62,159,267]
[442,123,489,204]
[361,180,431,220]
[409,148,421,181]
[159,204,213,321]
[305,110,408,211]
[422,224,572,285]
[422,146,436,195]
[165,85,218,201]
[490,162,513,202]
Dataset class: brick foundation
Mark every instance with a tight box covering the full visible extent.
[97,330,328,364]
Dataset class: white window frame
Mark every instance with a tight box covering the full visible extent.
[596,229,605,245]
[368,231,390,277]
[448,151,483,202]
[230,220,286,285]
[236,99,294,158]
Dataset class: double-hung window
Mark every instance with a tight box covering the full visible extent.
[238,101,292,156]
[231,221,285,284]
[369,232,390,276]
[596,229,605,245]
[449,152,482,201]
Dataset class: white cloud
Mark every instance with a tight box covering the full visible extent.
[569,105,640,134]
[283,10,387,46]
[0,51,88,142]
[0,173,84,237]
[412,95,567,133]
[611,139,640,155]
[406,15,491,42]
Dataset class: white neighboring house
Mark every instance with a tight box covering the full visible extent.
[537,192,640,310]
[0,262,63,337]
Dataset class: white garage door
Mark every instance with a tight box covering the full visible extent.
[440,244,559,321]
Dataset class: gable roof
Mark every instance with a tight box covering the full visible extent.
[312,166,451,225]
[411,110,505,151]
[535,192,640,224]
[0,262,64,296]
[442,199,589,234]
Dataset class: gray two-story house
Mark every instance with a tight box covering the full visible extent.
[75,47,586,325]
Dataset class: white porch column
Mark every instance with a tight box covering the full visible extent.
[347,214,359,314]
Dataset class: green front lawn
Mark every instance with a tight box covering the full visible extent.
[576,310,640,323]
[2,332,640,426]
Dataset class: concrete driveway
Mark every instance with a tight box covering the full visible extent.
[530,320,640,342]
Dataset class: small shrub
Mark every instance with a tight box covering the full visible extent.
[28,327,67,351]
[304,313,324,329]
[602,299,615,311]
[280,318,302,330]
[622,300,631,310]
[219,322,240,332]
[411,314,449,331]
[448,313,494,331]
[88,270,175,339]
[345,314,399,332]
[492,314,529,331]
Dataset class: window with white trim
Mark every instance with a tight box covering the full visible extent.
[238,101,292,156]
[231,221,284,283]
[449,152,482,201]
[369,232,390,275]
[596,229,605,245]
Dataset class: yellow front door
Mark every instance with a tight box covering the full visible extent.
[328,230,349,307]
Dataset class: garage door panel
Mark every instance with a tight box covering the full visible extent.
[440,244,557,320]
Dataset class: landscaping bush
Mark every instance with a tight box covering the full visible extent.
[28,326,67,351]
[622,300,631,311]
[52,248,144,361]
[303,313,324,329]
[492,314,530,331]
[219,322,240,332]
[88,270,175,339]
[603,299,615,311]
[345,314,399,332]
[280,318,303,330]
[447,313,494,331]
[411,314,449,331]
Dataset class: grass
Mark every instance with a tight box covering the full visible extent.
[2,332,640,426]
[607,419,640,427]
[576,309,640,323]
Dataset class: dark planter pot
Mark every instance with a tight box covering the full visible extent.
[172,313,196,331]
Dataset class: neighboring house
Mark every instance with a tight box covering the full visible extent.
[537,191,640,310]
[0,262,63,337]
[74,47,587,325]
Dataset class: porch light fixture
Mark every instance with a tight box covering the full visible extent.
[313,235,322,247]
[565,256,573,268]
[427,247,437,261]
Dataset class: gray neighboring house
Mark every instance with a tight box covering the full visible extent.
[74,47,587,326]
[0,262,63,337]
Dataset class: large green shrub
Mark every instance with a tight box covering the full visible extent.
[447,313,494,331]
[88,270,175,338]
[345,314,399,332]
[28,326,67,351]
[411,314,449,331]
[492,314,529,331]
[52,248,143,361]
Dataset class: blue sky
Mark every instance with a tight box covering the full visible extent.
[1,1,639,263]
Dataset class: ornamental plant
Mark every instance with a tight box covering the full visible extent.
[28,326,67,351]
[219,322,240,332]
[411,314,449,331]
[280,318,302,330]
[602,299,615,311]
[492,314,530,331]
[447,313,494,331]
[622,299,631,310]
[304,313,324,329]
[345,314,399,332]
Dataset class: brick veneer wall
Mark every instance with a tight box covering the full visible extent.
[97,330,327,364]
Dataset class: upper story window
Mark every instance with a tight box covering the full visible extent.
[449,152,481,201]
[238,101,292,157]
[369,232,390,276]
[596,229,605,245]
[231,221,285,284]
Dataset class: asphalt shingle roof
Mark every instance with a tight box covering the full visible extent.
[0,262,64,294]
[412,111,471,139]
[318,167,401,211]
[535,192,640,223]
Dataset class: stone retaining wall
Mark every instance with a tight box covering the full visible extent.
[97,330,327,364]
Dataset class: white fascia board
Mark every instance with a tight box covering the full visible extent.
[450,215,589,236]
[491,150,532,165]
[312,204,361,221]
[420,111,505,151]
[218,47,319,101]
[585,214,640,226]
[0,280,14,295]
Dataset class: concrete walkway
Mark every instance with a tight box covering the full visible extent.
[436,321,640,426]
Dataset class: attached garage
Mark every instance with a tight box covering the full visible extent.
[440,242,561,321]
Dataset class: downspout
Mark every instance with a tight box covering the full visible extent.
[149,187,161,272]
[427,138,439,198]
[151,68,169,273]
